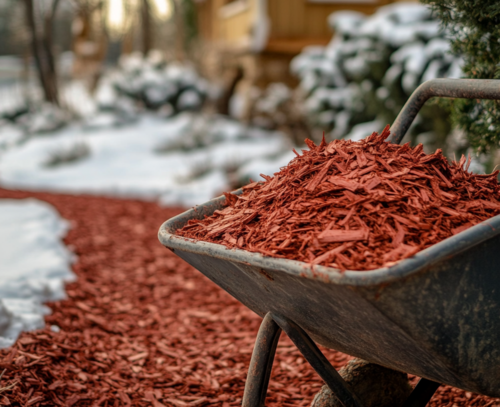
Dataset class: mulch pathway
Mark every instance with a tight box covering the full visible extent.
[0,188,497,407]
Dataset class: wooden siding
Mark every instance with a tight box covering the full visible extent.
[197,0,256,48]
[267,0,393,40]
[218,2,255,46]
[196,0,214,40]
[195,0,409,53]
[194,0,417,88]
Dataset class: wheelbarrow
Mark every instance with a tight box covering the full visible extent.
[158,79,500,407]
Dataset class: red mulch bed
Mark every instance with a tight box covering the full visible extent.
[0,188,497,407]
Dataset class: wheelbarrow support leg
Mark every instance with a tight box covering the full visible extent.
[402,378,440,407]
[272,313,364,407]
[242,312,364,407]
[242,313,282,407]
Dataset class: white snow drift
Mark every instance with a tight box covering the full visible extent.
[0,113,292,207]
[0,199,74,348]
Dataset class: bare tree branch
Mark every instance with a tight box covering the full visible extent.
[141,0,152,55]
[24,0,59,104]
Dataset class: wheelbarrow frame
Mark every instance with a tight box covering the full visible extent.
[158,79,500,407]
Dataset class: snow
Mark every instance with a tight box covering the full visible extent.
[237,150,297,183]
[391,42,425,64]
[254,83,291,113]
[159,169,228,207]
[0,199,74,348]
[422,59,445,82]
[424,38,451,59]
[62,81,98,118]
[94,76,119,108]
[21,103,70,134]
[382,64,404,87]
[0,113,290,207]
[345,120,383,142]
[402,71,420,94]
[177,90,202,110]
[0,83,27,117]
[229,92,246,119]
[250,0,270,52]
[328,11,365,36]
[0,56,24,73]
[331,110,351,138]
[357,3,433,47]
[447,59,463,79]
[344,55,369,77]
[0,121,24,151]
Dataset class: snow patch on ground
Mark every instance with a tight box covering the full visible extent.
[0,114,291,207]
[0,199,74,348]
[0,121,24,151]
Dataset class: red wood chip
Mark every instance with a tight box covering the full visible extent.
[178,126,500,271]
[318,229,368,243]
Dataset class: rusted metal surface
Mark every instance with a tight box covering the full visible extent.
[389,78,500,144]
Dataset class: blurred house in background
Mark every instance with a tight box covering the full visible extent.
[195,0,406,115]
[197,0,405,84]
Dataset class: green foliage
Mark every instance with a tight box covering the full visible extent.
[421,0,500,151]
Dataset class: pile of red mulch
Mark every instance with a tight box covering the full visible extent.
[0,188,498,407]
[178,128,500,270]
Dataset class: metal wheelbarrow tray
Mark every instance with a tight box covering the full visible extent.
[158,79,500,407]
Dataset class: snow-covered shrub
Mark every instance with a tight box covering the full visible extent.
[252,83,292,124]
[16,103,70,135]
[0,120,25,150]
[154,114,247,153]
[43,141,90,168]
[292,3,462,140]
[236,150,296,185]
[109,51,209,114]
[247,83,312,146]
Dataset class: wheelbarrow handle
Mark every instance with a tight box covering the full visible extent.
[388,78,500,144]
